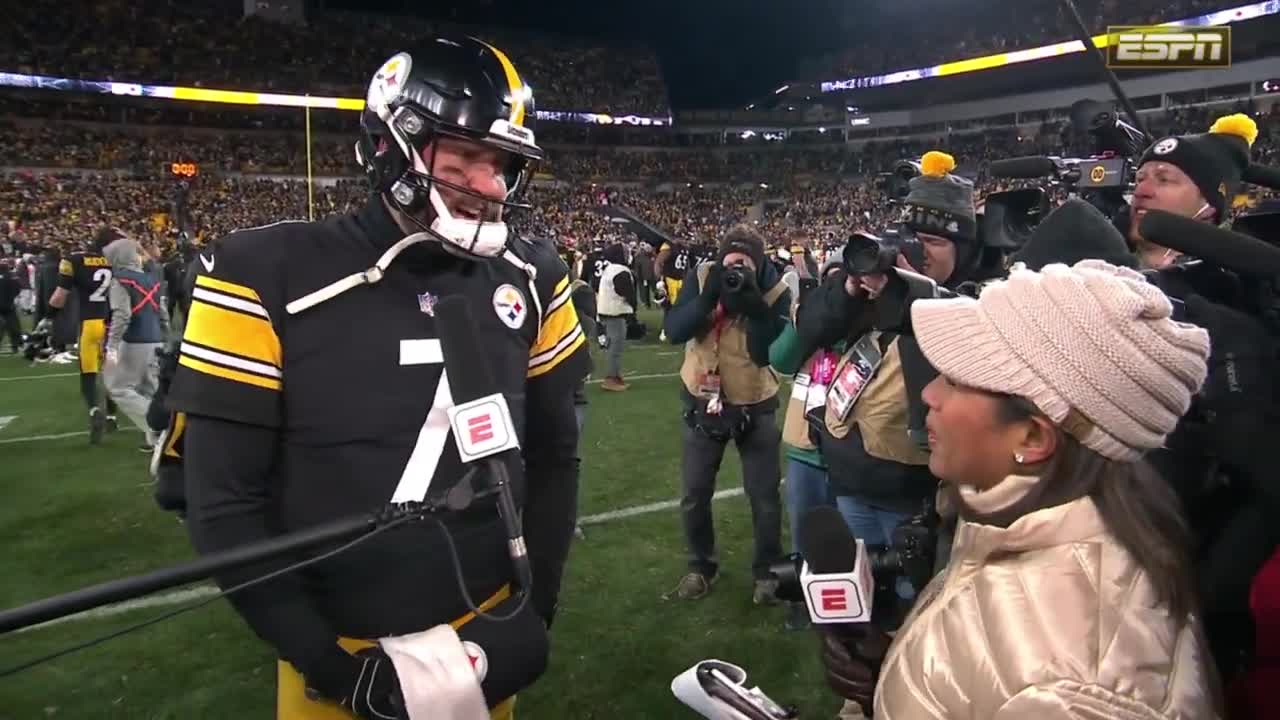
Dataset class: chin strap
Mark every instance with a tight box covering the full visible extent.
[286,232,435,315]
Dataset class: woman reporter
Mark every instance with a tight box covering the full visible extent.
[873,260,1221,718]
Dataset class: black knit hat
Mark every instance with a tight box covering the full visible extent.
[902,151,977,243]
[1137,113,1258,221]
[718,224,767,272]
[1010,199,1139,271]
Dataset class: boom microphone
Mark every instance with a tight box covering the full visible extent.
[1138,209,1280,279]
[988,156,1058,179]
[434,295,533,595]
[1244,163,1280,191]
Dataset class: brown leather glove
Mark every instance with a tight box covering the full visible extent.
[818,626,892,715]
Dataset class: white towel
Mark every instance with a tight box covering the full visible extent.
[380,625,489,720]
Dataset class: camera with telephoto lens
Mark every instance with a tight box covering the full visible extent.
[843,227,926,276]
[722,263,750,293]
[768,511,937,604]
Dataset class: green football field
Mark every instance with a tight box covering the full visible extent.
[0,308,843,720]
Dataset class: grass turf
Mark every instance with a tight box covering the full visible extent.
[0,308,841,719]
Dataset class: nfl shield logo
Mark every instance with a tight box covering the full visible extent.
[417,292,437,316]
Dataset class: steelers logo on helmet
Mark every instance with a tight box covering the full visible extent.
[1153,137,1179,155]
[367,52,412,115]
[462,641,488,681]
[354,37,546,260]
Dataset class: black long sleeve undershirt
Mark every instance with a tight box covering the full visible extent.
[183,414,352,692]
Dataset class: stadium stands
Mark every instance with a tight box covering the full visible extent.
[4,0,669,115]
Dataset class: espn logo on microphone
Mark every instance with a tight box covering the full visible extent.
[805,579,867,621]
[1106,25,1230,69]
[448,393,521,462]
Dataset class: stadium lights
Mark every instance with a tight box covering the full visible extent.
[0,71,672,127]
[818,1,1277,93]
[774,84,790,94]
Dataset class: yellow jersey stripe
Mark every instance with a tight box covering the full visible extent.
[163,412,186,459]
[529,298,580,360]
[527,328,585,379]
[179,355,283,391]
[480,41,526,128]
[196,274,266,304]
[184,299,282,368]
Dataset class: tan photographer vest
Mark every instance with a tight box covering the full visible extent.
[679,262,788,406]
[821,333,931,466]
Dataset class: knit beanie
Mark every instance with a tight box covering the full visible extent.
[902,151,978,243]
[718,225,767,273]
[910,260,1210,461]
[1137,113,1257,221]
[1010,199,1139,271]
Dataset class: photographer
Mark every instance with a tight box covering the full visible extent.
[796,152,979,612]
[664,225,791,604]
[1125,114,1256,269]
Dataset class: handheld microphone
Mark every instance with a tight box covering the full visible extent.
[434,296,533,595]
[988,156,1058,180]
[797,507,876,625]
[1138,209,1280,279]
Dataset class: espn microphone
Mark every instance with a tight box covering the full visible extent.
[988,156,1057,179]
[434,295,533,595]
[797,507,876,626]
[1138,209,1280,279]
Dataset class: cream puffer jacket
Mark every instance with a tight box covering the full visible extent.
[874,479,1221,719]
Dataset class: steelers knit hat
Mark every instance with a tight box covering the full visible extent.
[910,260,1210,461]
[1138,113,1258,221]
[902,151,977,243]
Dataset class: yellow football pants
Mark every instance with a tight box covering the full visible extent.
[78,318,106,374]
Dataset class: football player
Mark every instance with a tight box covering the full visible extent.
[46,227,122,442]
[168,38,587,720]
[654,239,692,341]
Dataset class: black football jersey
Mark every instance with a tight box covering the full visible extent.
[168,200,587,636]
[583,249,608,292]
[57,252,112,320]
[660,243,693,280]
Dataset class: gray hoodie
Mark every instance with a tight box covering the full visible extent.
[104,238,169,349]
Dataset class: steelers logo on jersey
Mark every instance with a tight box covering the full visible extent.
[492,284,528,329]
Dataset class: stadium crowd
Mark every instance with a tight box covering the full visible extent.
[5,0,668,115]
[805,0,1249,81]
[4,101,1277,261]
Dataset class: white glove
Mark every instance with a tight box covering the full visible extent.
[380,625,488,720]
[104,346,120,366]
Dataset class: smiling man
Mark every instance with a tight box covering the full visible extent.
[167,37,586,720]
[1128,113,1258,269]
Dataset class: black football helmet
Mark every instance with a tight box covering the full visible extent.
[356,37,544,258]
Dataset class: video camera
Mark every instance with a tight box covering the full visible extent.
[874,160,923,203]
[987,98,1143,227]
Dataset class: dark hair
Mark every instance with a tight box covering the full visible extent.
[995,396,1199,619]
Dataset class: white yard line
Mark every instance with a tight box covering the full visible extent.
[0,428,141,445]
[0,374,682,445]
[18,475,766,630]
[0,372,78,381]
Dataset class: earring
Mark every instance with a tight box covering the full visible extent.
[1014,452,1025,464]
